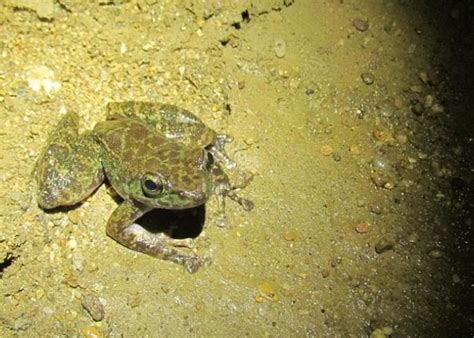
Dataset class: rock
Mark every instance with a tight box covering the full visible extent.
[411,102,424,115]
[353,18,369,32]
[428,249,444,258]
[23,65,61,94]
[320,145,334,156]
[274,39,286,58]
[283,230,297,241]
[431,103,444,114]
[355,222,369,233]
[418,72,429,84]
[257,282,279,302]
[8,0,56,20]
[81,293,105,321]
[375,237,394,254]
[332,153,341,161]
[361,72,374,85]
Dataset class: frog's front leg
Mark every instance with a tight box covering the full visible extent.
[106,200,205,273]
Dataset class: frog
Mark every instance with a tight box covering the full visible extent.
[35,102,253,273]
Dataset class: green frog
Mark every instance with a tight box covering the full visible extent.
[35,102,253,273]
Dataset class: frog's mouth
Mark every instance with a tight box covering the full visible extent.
[135,205,206,239]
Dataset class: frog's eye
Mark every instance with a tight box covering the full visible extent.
[141,173,164,197]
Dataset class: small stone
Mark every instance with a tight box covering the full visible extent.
[373,129,395,144]
[82,293,105,321]
[332,153,341,161]
[410,85,423,93]
[419,72,429,84]
[68,210,80,224]
[305,88,315,95]
[396,134,407,144]
[349,144,361,154]
[393,98,403,109]
[431,103,444,114]
[274,39,286,58]
[428,249,444,258]
[320,145,334,156]
[355,222,369,233]
[418,152,428,160]
[67,239,77,250]
[330,256,342,267]
[321,269,330,278]
[258,282,279,302]
[82,326,103,338]
[411,102,424,115]
[353,18,369,32]
[361,72,374,85]
[424,95,433,109]
[375,237,394,254]
[237,81,245,89]
[24,65,61,94]
[283,231,297,241]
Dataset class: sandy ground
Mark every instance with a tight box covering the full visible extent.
[1,0,473,336]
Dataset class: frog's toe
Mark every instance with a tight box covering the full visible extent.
[182,254,212,273]
[241,198,254,211]
[182,256,201,273]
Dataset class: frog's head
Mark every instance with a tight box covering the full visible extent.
[128,146,214,209]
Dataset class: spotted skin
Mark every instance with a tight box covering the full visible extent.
[36,102,253,273]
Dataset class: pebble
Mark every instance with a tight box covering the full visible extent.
[428,249,444,258]
[355,222,369,233]
[274,39,286,58]
[410,85,423,93]
[332,153,341,161]
[431,103,444,114]
[68,210,80,224]
[373,129,395,144]
[81,293,105,321]
[375,237,394,254]
[411,102,424,115]
[418,72,429,84]
[320,145,334,156]
[424,95,433,109]
[24,65,61,94]
[393,97,403,109]
[321,268,330,278]
[361,72,374,85]
[257,282,279,302]
[283,230,297,241]
[370,326,393,338]
[305,88,315,95]
[372,155,391,171]
[349,144,361,154]
[353,18,369,32]
[82,326,103,338]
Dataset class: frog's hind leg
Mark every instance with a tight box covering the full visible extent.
[36,112,104,209]
[106,200,207,273]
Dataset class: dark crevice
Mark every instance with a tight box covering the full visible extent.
[0,254,16,277]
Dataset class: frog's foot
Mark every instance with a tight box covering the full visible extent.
[227,190,254,211]
[125,224,209,273]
